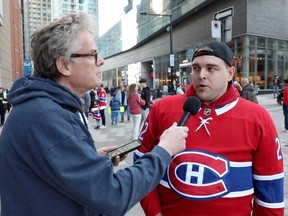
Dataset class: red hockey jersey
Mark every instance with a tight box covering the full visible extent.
[97,89,107,109]
[134,84,284,216]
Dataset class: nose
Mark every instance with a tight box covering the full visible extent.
[97,54,105,66]
[198,68,207,80]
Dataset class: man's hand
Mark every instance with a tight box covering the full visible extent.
[97,146,128,166]
[158,122,189,156]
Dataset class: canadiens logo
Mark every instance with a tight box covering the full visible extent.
[204,108,211,116]
[167,150,230,200]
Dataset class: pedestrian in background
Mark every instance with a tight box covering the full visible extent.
[135,41,284,216]
[282,78,288,132]
[162,83,168,97]
[2,87,8,114]
[128,83,145,141]
[81,90,91,117]
[0,87,6,126]
[240,77,258,103]
[0,13,189,216]
[79,98,88,125]
[232,80,242,94]
[273,75,280,99]
[97,83,107,128]
[139,78,151,128]
[114,86,122,102]
[89,88,96,112]
[176,83,184,95]
[110,92,121,126]
[120,85,130,123]
[89,98,101,129]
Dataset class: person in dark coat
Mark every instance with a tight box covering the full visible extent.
[240,78,258,103]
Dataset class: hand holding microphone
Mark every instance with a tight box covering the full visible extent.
[158,96,201,156]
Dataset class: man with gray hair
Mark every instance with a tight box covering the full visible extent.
[240,77,258,103]
[0,13,189,216]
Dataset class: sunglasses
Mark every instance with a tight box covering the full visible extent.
[70,51,98,63]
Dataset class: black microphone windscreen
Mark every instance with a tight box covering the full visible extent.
[183,96,201,115]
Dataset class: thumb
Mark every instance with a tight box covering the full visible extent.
[172,122,177,127]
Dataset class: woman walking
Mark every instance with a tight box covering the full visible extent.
[128,83,145,140]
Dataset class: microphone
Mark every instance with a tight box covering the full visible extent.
[177,96,201,126]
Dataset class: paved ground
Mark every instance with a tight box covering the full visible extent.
[1,93,287,215]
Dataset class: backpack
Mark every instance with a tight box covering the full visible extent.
[110,98,121,111]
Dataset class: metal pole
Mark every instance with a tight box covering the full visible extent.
[169,0,173,92]
[221,19,225,43]
[169,12,173,54]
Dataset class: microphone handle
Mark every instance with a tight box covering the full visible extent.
[177,112,191,126]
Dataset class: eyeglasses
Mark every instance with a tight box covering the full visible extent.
[70,51,98,63]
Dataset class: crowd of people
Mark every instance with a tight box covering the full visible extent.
[0,12,285,216]
[81,78,152,141]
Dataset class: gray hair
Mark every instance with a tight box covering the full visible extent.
[31,13,96,80]
[241,78,249,85]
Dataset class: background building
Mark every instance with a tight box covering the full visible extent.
[100,0,288,94]
[22,0,51,61]
[22,0,99,76]
[1,0,287,93]
[0,0,22,88]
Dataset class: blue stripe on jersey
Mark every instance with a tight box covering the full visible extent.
[161,165,254,199]
[224,165,253,192]
[254,177,284,204]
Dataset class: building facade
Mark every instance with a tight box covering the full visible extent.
[22,0,51,61]
[22,0,98,76]
[0,0,23,88]
[100,0,288,93]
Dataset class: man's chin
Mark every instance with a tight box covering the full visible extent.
[196,92,211,102]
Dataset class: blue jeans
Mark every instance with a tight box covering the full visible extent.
[111,110,120,126]
[121,105,130,121]
[283,105,288,130]
[273,86,279,98]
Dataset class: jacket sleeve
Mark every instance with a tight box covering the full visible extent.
[29,106,172,216]
[142,89,151,109]
[139,96,146,107]
[251,109,284,215]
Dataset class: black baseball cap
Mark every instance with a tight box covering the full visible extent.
[192,41,233,66]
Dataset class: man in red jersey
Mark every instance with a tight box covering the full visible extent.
[97,84,107,128]
[282,78,288,132]
[135,41,284,216]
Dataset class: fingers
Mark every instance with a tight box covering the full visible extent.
[112,156,120,166]
[97,146,118,155]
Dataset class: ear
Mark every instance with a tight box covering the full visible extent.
[227,66,235,82]
[56,57,71,76]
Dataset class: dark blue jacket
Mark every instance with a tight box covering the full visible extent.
[110,97,121,111]
[0,76,171,216]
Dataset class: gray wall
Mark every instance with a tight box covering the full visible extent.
[247,0,288,39]
[101,0,287,72]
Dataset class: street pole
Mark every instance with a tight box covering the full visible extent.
[168,13,174,93]
[169,15,173,54]
[140,10,173,92]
